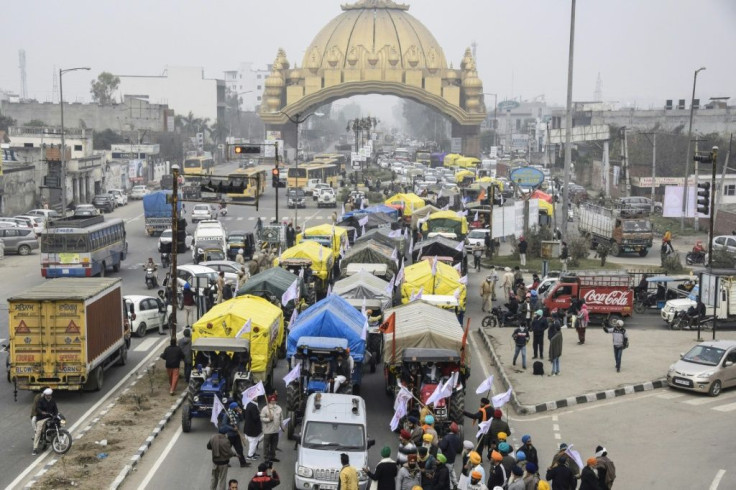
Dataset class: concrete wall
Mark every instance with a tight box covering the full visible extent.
[1,96,168,132]
[591,107,736,135]
[7,127,93,159]
[1,164,41,215]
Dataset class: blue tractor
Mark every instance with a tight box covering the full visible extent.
[181,337,253,433]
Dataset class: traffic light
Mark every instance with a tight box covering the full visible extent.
[272,168,280,188]
[693,152,714,163]
[697,182,711,215]
[233,145,260,155]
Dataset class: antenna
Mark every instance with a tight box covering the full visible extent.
[594,72,603,102]
[19,49,28,100]
[52,65,59,103]
[471,40,477,59]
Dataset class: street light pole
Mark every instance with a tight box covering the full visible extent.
[170,164,180,340]
[59,66,90,214]
[681,66,706,231]
[561,0,576,237]
[483,93,498,149]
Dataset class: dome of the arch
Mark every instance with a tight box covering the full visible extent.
[302,0,448,72]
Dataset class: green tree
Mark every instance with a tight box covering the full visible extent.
[93,129,125,150]
[0,113,15,142]
[26,119,46,127]
[90,72,121,105]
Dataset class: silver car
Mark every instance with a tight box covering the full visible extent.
[667,340,736,396]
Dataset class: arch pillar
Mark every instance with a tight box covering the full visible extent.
[452,122,481,158]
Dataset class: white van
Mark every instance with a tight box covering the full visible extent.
[192,225,227,263]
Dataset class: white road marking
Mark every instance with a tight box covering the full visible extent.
[552,424,560,431]
[138,425,184,488]
[133,337,160,352]
[684,393,736,406]
[656,392,684,399]
[710,469,726,490]
[125,213,144,223]
[712,402,736,412]
[4,335,171,490]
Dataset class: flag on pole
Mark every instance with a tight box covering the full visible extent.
[242,381,266,406]
[361,319,368,341]
[379,312,396,334]
[410,286,424,302]
[389,229,402,238]
[327,283,332,296]
[394,385,413,411]
[476,374,494,394]
[298,267,304,279]
[289,308,298,327]
[281,279,299,306]
[408,236,414,255]
[453,262,463,272]
[396,263,405,284]
[453,287,461,300]
[476,419,492,438]
[458,275,468,285]
[389,401,407,431]
[474,211,479,222]
[456,210,467,217]
[384,276,395,296]
[491,386,513,408]
[426,371,458,406]
[236,318,252,338]
[391,248,399,266]
[283,363,301,386]
[565,445,584,473]
[431,256,438,276]
[358,215,369,227]
[211,395,225,428]
[424,383,444,407]
[455,241,465,252]
[361,224,366,235]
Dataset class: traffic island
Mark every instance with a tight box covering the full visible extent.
[28,360,185,490]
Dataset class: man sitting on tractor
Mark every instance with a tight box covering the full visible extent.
[330,353,352,393]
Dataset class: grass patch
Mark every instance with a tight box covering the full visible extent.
[650,216,701,237]
[483,255,622,272]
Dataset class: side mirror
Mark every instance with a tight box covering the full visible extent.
[725,361,734,367]
[680,353,685,359]
[367,438,375,449]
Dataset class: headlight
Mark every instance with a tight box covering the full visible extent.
[667,364,675,373]
[696,371,714,379]
[193,396,200,402]
[296,466,313,478]
[60,419,66,427]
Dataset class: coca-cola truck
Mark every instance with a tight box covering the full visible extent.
[543,272,633,323]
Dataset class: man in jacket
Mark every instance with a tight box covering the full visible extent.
[243,399,263,461]
[331,353,352,393]
[182,282,196,327]
[595,446,616,489]
[480,276,494,312]
[248,462,280,490]
[431,453,451,490]
[160,338,185,395]
[364,446,398,490]
[518,236,527,266]
[489,409,510,452]
[579,457,601,490]
[502,267,515,300]
[487,450,507,489]
[339,453,359,490]
[178,329,193,382]
[219,402,249,467]
[512,323,530,369]
[462,398,493,455]
[396,453,422,490]
[260,393,284,463]
[530,311,548,360]
[397,429,417,467]
[520,435,539,467]
[545,455,577,490]
[548,315,563,376]
[33,388,58,455]
[208,426,237,490]
[604,320,629,373]
[438,422,462,488]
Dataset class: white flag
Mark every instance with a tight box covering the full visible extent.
[283,363,301,386]
[390,400,407,431]
[298,267,304,279]
[565,445,584,472]
[211,395,225,428]
[396,263,405,284]
[426,371,458,406]
[389,229,402,238]
[242,381,266,406]
[476,374,494,394]
[424,383,444,407]
[476,419,492,438]
[327,283,332,296]
[281,279,299,306]
[455,241,465,252]
[358,215,369,227]
[361,224,366,235]
[453,262,463,272]
[408,236,414,255]
[431,256,438,276]
[289,308,298,326]
[458,275,468,285]
[456,210,467,217]
[391,248,399,266]
[410,286,424,302]
[394,385,413,411]
[236,318,252,338]
[384,276,395,296]
[453,287,461,300]
[492,386,513,408]
[361,319,368,341]
[474,211,479,222]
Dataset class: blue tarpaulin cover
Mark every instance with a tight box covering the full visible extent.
[286,294,366,361]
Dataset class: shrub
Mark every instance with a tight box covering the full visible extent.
[661,253,685,273]
[567,236,591,268]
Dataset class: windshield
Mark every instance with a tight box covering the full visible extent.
[622,220,652,232]
[194,205,210,212]
[302,421,365,450]
[289,190,305,198]
[195,271,219,282]
[161,230,172,239]
[468,230,487,239]
[228,234,245,244]
[682,345,725,366]
[42,233,89,253]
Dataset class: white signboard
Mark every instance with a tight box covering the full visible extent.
[511,134,529,150]
[490,146,498,158]
[490,199,540,239]
[263,141,282,158]
[701,273,718,307]
[663,185,709,218]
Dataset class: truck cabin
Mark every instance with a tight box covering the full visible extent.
[616,218,652,233]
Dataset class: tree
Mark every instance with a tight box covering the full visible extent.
[26,119,46,127]
[90,72,120,105]
[93,129,125,150]
[0,113,15,142]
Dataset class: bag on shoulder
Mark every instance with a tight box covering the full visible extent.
[623,336,630,349]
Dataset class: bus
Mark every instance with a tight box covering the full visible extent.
[287,162,339,189]
[41,216,127,278]
[314,153,348,171]
[227,166,268,201]
[183,155,214,176]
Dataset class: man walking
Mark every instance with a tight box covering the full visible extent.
[160,338,185,395]
[364,446,397,490]
[512,322,530,369]
[604,319,629,372]
[208,426,237,490]
[548,315,563,376]
[178,328,193,382]
[219,402,250,468]
[595,446,616,489]
[243,398,263,461]
[260,393,284,463]
[216,271,226,304]
[182,282,196,326]
[530,310,547,360]
[473,243,483,271]
[518,236,527,267]
[480,276,494,313]
[502,267,514,300]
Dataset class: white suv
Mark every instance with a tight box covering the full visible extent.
[317,188,337,208]
[192,204,217,222]
[109,189,128,206]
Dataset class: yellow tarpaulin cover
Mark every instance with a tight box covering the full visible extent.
[443,153,461,167]
[456,157,481,168]
[274,241,334,280]
[401,260,467,309]
[537,198,554,216]
[454,170,476,183]
[296,224,349,256]
[192,295,284,380]
[385,193,425,217]
[422,210,469,235]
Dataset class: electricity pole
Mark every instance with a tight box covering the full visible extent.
[560,0,576,237]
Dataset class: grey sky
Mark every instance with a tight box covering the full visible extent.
[2,0,734,109]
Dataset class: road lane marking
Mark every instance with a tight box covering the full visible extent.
[138,426,184,488]
[683,392,736,406]
[126,213,144,223]
[710,469,726,490]
[3,335,171,490]
[133,337,160,352]
[656,392,684,399]
[712,402,736,412]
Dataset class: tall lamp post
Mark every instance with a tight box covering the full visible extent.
[483,93,498,149]
[281,111,324,229]
[59,66,90,214]
[681,66,706,231]
[346,117,377,183]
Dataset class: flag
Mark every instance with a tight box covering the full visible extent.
[492,386,513,408]
[476,419,492,438]
[242,381,266,406]
[456,210,467,217]
[458,275,468,285]
[341,203,345,218]
[391,247,399,266]
[236,318,252,338]
[289,308,298,327]
[379,312,396,334]
[389,229,402,238]
[453,287,461,300]
[410,286,424,302]
[565,445,584,473]
[361,224,366,235]
[474,211,479,222]
[424,383,444,407]
[327,283,332,296]
[455,241,465,252]
[476,374,494,394]
[283,363,301,386]
[384,276,395,296]
[453,262,463,272]
[298,267,304,279]
[396,263,405,284]
[431,256,438,276]
[437,188,443,199]
[361,319,368,341]
[408,236,414,255]
[394,385,413,411]
[358,215,369,227]
[427,371,458,406]
[211,395,225,428]
[389,401,407,431]
[361,297,367,318]
[282,279,299,306]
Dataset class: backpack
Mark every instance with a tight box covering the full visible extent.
[223,284,234,300]
[533,361,544,376]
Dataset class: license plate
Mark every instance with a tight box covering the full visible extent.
[674,379,691,386]
[319,485,337,490]
[62,269,69,274]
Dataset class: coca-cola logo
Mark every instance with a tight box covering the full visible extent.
[583,289,630,306]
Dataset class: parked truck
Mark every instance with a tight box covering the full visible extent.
[543,272,634,323]
[578,203,653,256]
[7,278,127,392]
[143,190,181,236]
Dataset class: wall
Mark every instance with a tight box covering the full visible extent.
[591,107,736,135]
[7,127,93,159]
[1,164,41,215]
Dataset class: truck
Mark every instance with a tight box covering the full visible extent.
[543,272,634,323]
[143,190,181,236]
[7,278,127,392]
[578,203,653,257]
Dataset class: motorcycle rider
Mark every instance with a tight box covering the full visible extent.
[692,240,705,255]
[503,293,520,325]
[144,257,158,287]
[33,388,58,455]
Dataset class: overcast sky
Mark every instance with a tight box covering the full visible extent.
[2,0,734,111]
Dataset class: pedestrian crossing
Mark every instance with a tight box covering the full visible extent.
[657,389,736,411]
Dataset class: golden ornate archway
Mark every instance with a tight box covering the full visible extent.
[258,0,487,156]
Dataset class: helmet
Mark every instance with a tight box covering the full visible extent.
[184,282,191,290]
[238,248,244,254]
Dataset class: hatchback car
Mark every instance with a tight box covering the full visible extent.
[108,189,128,206]
[667,340,736,396]
[26,209,61,220]
[130,185,148,200]
[92,194,116,213]
[191,204,217,223]
[616,196,663,216]
[123,295,172,337]
[74,204,100,217]
[14,215,45,235]
[0,226,38,255]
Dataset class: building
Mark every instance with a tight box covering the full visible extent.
[117,66,225,123]
[223,62,271,111]
[0,95,173,133]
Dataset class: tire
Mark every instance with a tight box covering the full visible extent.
[117,344,128,366]
[277,340,287,360]
[181,403,192,432]
[52,429,73,454]
[671,316,685,330]
[137,322,147,337]
[709,379,722,397]
[285,382,299,412]
[84,366,104,391]
[610,242,621,257]
[482,315,498,328]
[639,248,649,257]
[449,390,465,425]
[18,245,31,256]
[286,410,296,440]
[113,259,120,272]
[100,262,107,277]
[633,302,646,314]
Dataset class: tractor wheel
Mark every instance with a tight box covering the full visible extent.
[286,382,299,412]
[449,390,465,425]
[182,403,192,432]
[287,410,296,440]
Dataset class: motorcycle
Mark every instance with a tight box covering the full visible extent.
[160,252,171,269]
[482,306,522,328]
[145,267,158,289]
[38,414,72,454]
[672,310,713,331]
[219,203,228,216]
[685,250,706,265]
[633,290,658,314]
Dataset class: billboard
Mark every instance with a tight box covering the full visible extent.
[663,185,709,218]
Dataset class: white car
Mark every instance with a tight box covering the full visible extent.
[175,264,219,299]
[123,295,172,337]
[130,185,148,200]
[199,260,240,286]
[465,228,489,250]
[158,228,192,252]
[109,189,128,206]
[312,183,331,200]
[26,209,61,220]
[192,204,217,223]
[14,215,45,235]
[317,188,337,208]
